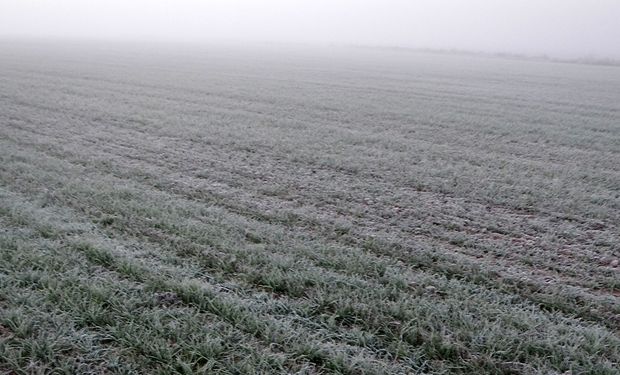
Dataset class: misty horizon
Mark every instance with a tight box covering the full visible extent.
[1,0,620,60]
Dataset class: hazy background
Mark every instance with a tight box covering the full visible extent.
[1,0,619,59]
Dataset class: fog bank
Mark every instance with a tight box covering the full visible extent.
[1,0,619,59]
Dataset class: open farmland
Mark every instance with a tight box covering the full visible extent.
[0,40,619,374]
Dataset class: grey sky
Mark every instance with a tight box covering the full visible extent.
[1,0,619,59]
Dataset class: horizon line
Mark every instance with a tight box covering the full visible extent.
[1,34,619,68]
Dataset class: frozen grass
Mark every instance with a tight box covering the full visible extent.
[0,41,619,374]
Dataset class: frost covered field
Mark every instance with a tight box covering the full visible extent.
[1,41,619,374]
